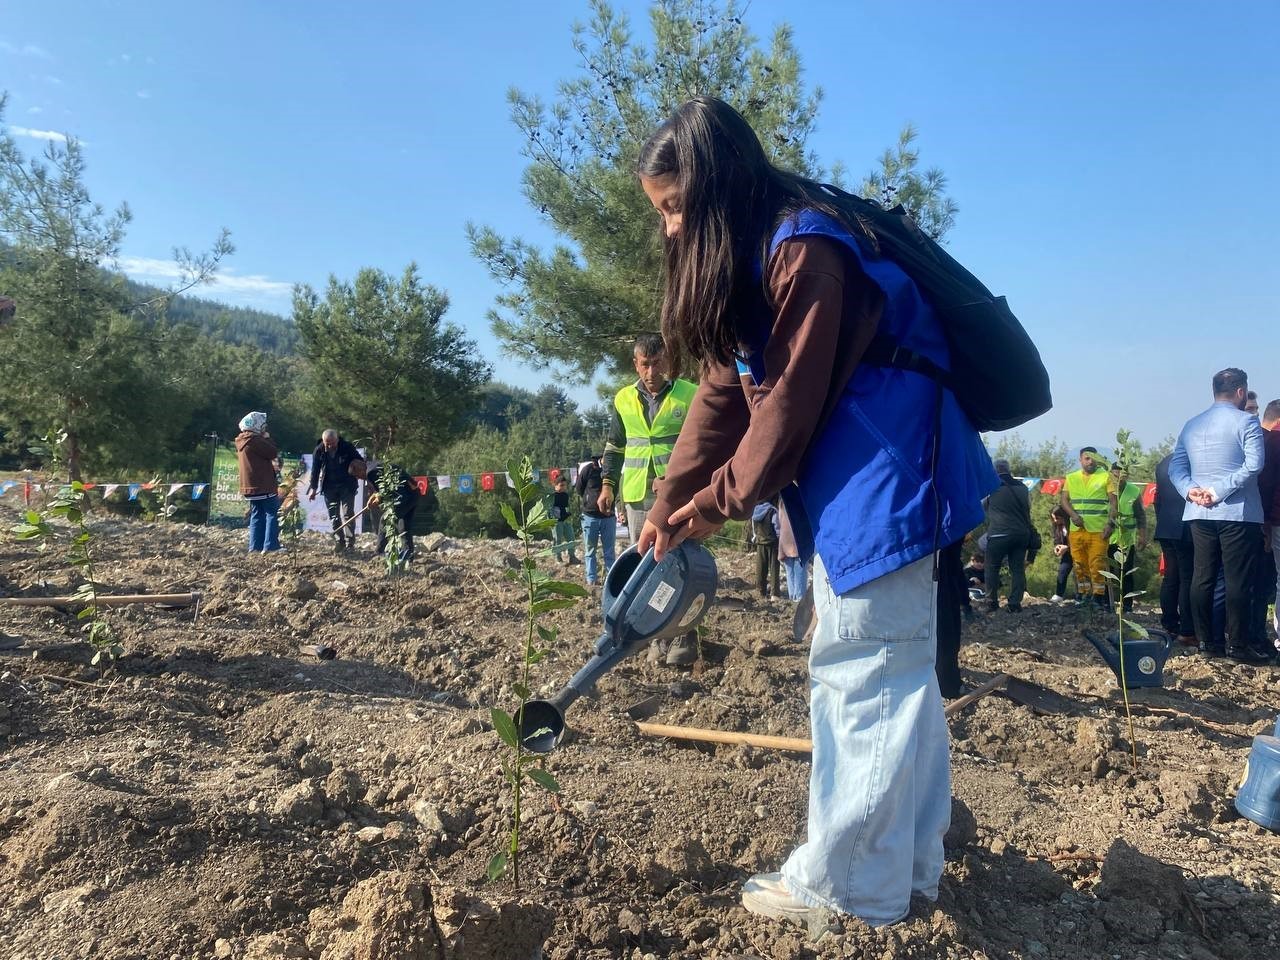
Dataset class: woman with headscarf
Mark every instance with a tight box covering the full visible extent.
[235,411,281,553]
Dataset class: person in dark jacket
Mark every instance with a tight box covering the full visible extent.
[934,538,969,699]
[356,460,418,563]
[1154,454,1196,644]
[983,460,1035,612]
[1254,400,1280,650]
[307,429,364,553]
[548,475,579,566]
[235,411,281,553]
[1049,506,1074,601]
[576,453,616,587]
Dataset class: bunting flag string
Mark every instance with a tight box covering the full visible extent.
[1,462,590,502]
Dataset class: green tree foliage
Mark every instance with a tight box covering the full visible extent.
[292,264,491,467]
[989,434,1072,479]
[470,0,956,383]
[858,124,958,242]
[0,108,220,479]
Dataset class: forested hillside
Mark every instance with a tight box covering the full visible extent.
[123,278,299,354]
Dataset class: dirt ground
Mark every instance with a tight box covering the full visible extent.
[1,508,1278,960]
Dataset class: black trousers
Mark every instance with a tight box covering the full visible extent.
[756,540,779,597]
[323,488,357,543]
[1056,555,1074,597]
[375,507,416,561]
[1158,536,1194,637]
[1249,534,1276,650]
[985,534,1028,609]
[935,541,966,698]
[1190,520,1259,653]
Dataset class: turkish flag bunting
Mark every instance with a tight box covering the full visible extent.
[1039,478,1063,495]
[549,468,561,483]
[1141,483,1157,507]
[414,476,430,495]
[480,472,496,491]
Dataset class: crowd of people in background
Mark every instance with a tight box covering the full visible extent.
[959,368,1278,668]
[234,413,423,564]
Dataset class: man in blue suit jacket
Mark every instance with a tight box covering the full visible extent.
[1170,368,1270,663]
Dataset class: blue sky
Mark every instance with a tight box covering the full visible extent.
[3,0,1278,452]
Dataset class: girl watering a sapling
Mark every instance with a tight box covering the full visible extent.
[635,96,996,927]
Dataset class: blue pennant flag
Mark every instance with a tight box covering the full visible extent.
[1022,477,1041,489]
[191,483,207,500]
[457,474,474,494]
[127,483,142,501]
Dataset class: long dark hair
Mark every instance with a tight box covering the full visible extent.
[637,96,855,370]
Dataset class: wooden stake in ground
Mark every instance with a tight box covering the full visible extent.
[0,592,201,608]
[634,673,1011,754]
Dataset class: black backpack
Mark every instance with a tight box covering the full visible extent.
[817,185,1052,432]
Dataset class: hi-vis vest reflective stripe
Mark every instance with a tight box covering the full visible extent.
[1111,482,1141,547]
[615,379,698,504]
[1065,469,1111,534]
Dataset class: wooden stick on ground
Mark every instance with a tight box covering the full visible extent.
[943,673,1011,717]
[634,673,1012,754]
[0,592,201,608]
[634,722,813,753]
[334,503,372,534]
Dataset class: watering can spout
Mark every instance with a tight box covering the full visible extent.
[515,541,719,754]
[1084,630,1122,674]
[516,645,628,754]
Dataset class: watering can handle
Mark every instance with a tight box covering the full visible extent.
[599,546,661,653]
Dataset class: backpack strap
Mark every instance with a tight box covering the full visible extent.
[861,332,956,393]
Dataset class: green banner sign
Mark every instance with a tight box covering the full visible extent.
[209,444,244,521]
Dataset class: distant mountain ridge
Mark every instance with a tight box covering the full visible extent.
[123,278,298,355]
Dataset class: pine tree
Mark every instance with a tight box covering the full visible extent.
[292,264,491,464]
[469,0,957,383]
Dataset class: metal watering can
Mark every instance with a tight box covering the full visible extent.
[1084,628,1173,689]
[517,541,718,753]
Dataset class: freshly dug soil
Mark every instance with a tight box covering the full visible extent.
[1,510,1278,959]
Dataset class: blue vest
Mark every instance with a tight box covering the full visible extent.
[738,210,997,595]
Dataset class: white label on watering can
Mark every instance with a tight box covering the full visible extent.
[1138,656,1156,675]
[648,581,676,613]
[678,594,705,629]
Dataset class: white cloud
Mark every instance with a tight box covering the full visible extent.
[26,106,43,115]
[119,256,296,309]
[121,53,132,62]
[10,125,68,142]
[43,75,62,85]
[136,90,151,100]
[0,41,52,59]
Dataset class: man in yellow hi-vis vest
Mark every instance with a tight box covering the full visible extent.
[600,334,699,665]
[1060,446,1112,606]
[1106,462,1149,612]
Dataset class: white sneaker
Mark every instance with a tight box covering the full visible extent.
[1049,594,1064,603]
[741,872,821,925]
